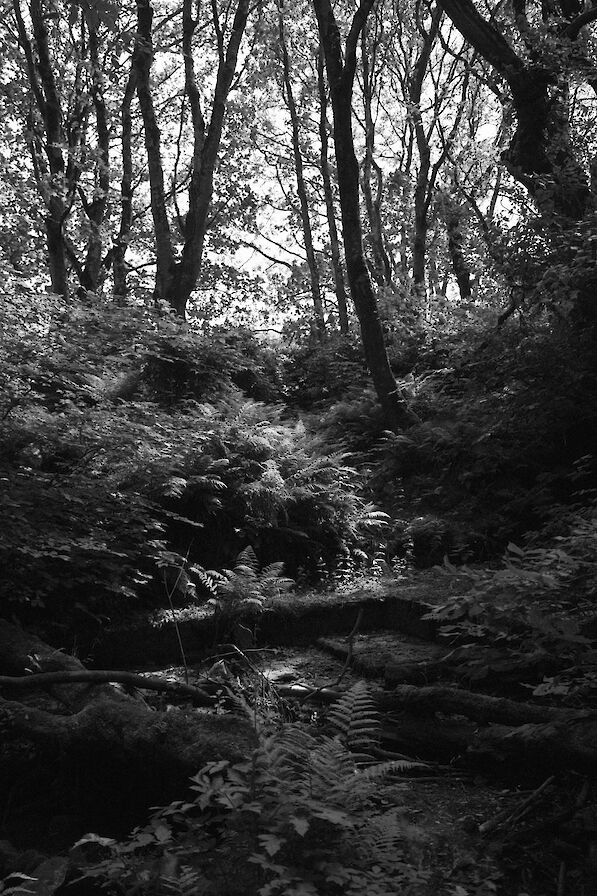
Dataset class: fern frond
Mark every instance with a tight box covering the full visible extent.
[358,758,429,782]
[162,475,188,498]
[162,866,210,896]
[359,810,410,857]
[308,737,358,793]
[328,682,380,753]
[234,546,259,575]
[261,561,285,579]
[232,564,258,579]
[191,567,226,596]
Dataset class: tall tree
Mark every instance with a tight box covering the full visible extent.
[11,0,113,297]
[277,0,326,336]
[134,0,250,317]
[111,64,137,300]
[312,0,413,430]
[360,12,394,288]
[316,46,350,335]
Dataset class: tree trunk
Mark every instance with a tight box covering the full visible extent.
[360,22,393,288]
[45,205,69,298]
[409,5,443,307]
[113,66,137,299]
[14,0,69,297]
[78,15,110,295]
[166,0,250,317]
[438,0,593,219]
[313,0,414,432]
[317,47,350,335]
[133,0,176,304]
[278,0,325,337]
[444,197,473,300]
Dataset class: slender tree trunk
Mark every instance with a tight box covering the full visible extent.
[79,15,110,294]
[443,196,472,300]
[14,0,70,296]
[113,67,137,299]
[278,0,325,337]
[360,22,393,287]
[166,0,250,317]
[313,0,414,431]
[409,5,442,306]
[412,164,429,303]
[317,47,350,335]
[133,0,176,304]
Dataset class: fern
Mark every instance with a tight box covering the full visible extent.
[328,681,381,754]
[162,866,210,896]
[77,690,432,896]
[232,546,260,576]
[359,758,429,781]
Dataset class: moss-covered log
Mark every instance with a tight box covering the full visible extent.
[0,620,256,841]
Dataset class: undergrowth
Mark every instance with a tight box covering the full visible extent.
[425,465,597,692]
[71,682,430,896]
[0,297,391,633]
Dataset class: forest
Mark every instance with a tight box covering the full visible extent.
[1,0,597,893]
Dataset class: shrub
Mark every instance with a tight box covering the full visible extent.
[0,294,391,632]
[71,683,429,896]
[283,334,368,408]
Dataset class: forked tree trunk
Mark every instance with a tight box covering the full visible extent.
[78,15,111,295]
[133,0,249,317]
[165,0,250,316]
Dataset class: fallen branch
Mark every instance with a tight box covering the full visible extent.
[0,670,214,706]
[479,775,555,835]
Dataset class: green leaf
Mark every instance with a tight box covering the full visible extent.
[258,833,285,857]
[289,815,310,837]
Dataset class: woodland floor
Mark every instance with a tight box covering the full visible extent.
[136,632,597,896]
[4,570,597,896]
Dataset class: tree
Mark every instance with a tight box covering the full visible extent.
[437,0,597,220]
[359,12,394,289]
[312,0,414,431]
[10,0,115,297]
[316,46,350,334]
[134,0,250,317]
[277,0,326,337]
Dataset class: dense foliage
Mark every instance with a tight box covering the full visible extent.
[71,683,433,896]
[0,294,395,640]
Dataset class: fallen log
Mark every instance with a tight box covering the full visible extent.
[470,717,597,777]
[378,684,583,726]
[0,620,256,842]
[377,683,597,777]
[384,648,564,692]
